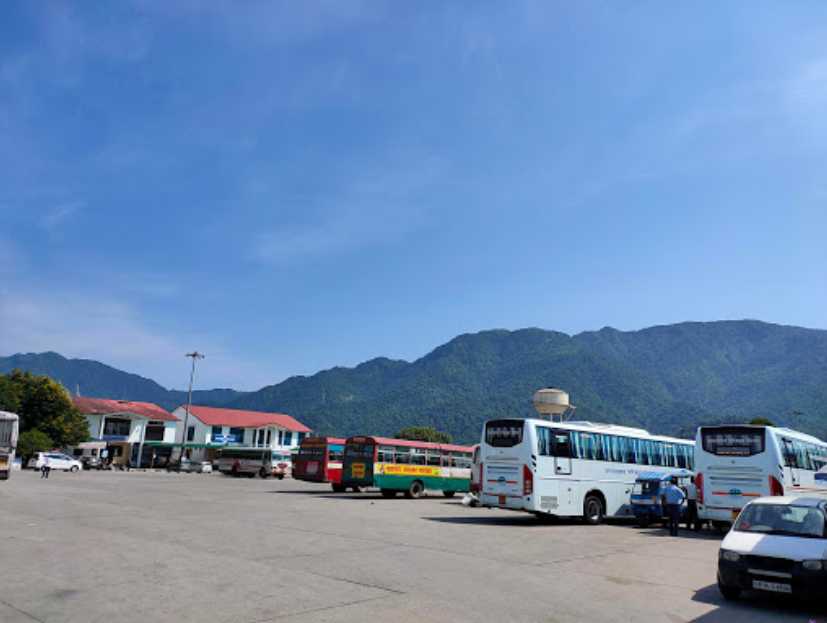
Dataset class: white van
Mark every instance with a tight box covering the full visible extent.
[718,495,827,601]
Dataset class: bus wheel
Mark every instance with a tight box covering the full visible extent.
[351,486,361,493]
[381,489,397,498]
[583,494,605,525]
[331,484,346,493]
[259,468,270,479]
[442,490,456,498]
[405,480,425,499]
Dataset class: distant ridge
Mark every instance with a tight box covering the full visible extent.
[0,351,245,411]
[3,320,826,443]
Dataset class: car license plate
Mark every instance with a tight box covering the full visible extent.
[752,580,792,594]
[498,495,506,505]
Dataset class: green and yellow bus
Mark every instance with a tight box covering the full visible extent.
[342,436,474,498]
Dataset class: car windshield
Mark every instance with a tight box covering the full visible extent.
[734,503,826,538]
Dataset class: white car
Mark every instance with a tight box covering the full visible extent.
[718,495,827,602]
[27,452,83,472]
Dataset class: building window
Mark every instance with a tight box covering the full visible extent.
[283,431,292,446]
[145,421,165,442]
[211,425,223,441]
[186,426,195,442]
[278,430,283,445]
[103,418,131,437]
[257,430,265,446]
[229,427,244,445]
[297,432,306,444]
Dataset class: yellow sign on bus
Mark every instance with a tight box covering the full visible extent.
[380,464,440,477]
[351,463,366,478]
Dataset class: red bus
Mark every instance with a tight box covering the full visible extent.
[292,437,347,491]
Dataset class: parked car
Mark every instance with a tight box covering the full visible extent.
[81,455,102,470]
[718,495,827,602]
[27,452,83,472]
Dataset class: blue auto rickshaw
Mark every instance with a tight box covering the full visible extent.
[630,470,694,527]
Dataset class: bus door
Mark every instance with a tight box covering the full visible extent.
[552,430,572,476]
[781,438,800,487]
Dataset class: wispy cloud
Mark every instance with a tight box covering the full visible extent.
[0,285,274,390]
[250,154,447,265]
[40,200,84,232]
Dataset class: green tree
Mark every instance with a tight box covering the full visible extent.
[0,374,21,412]
[395,426,452,444]
[3,370,88,446]
[16,429,54,461]
[748,417,774,426]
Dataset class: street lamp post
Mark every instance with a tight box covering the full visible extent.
[180,351,205,464]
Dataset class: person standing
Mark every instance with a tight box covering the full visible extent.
[40,455,51,479]
[662,477,685,536]
[684,476,700,531]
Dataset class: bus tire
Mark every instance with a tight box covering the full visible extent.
[442,490,456,498]
[351,486,361,493]
[583,494,605,525]
[381,489,397,498]
[277,474,284,480]
[259,468,270,479]
[331,484,346,493]
[405,480,425,499]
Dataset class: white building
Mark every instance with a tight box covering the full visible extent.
[73,397,179,467]
[172,405,311,462]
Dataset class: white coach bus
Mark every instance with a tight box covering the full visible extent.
[480,418,694,523]
[0,411,20,481]
[695,425,827,529]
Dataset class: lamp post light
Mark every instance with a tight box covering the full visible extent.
[180,351,205,464]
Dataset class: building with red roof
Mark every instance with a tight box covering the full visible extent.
[171,404,311,462]
[72,396,179,467]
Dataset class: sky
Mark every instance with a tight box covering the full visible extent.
[1,1,826,390]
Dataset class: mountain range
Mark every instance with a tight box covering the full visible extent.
[3,320,826,443]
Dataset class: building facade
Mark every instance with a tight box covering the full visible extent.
[171,405,311,462]
[73,397,179,467]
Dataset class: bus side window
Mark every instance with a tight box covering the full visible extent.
[536,427,551,456]
[427,451,441,466]
[411,450,426,465]
[395,447,411,464]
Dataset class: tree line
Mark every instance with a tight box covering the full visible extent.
[0,370,88,459]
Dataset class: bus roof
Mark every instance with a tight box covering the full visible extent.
[301,436,346,446]
[515,418,694,445]
[0,411,19,421]
[346,436,474,454]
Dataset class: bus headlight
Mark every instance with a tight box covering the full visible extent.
[719,550,740,562]
[802,560,823,571]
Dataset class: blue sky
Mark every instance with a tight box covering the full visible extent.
[1,2,826,390]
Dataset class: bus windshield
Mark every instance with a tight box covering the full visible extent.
[701,427,765,457]
[345,442,375,459]
[485,420,524,447]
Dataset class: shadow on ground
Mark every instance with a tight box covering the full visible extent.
[689,583,827,622]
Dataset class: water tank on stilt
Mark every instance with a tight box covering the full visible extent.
[532,388,572,421]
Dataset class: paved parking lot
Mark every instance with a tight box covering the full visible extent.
[0,470,821,623]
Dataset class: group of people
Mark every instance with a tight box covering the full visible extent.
[662,476,700,536]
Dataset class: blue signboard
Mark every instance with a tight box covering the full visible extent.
[213,434,237,444]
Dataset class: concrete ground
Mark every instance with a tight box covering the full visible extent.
[1,470,822,623]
